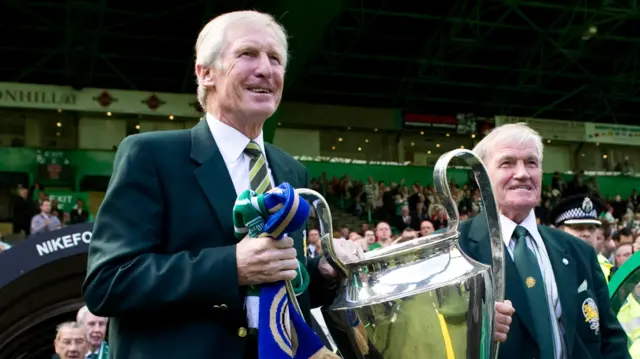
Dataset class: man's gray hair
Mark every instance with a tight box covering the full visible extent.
[472,122,544,164]
[194,10,289,109]
[56,321,82,339]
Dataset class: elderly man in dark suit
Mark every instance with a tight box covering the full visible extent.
[459,123,629,359]
[82,10,360,359]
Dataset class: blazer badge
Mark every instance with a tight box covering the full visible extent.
[582,297,600,334]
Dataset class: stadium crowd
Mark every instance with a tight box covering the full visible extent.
[308,171,640,281]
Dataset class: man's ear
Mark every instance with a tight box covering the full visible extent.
[195,64,215,87]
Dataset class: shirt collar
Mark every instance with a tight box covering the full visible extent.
[499,209,540,247]
[205,113,266,164]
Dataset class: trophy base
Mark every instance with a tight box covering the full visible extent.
[328,273,492,359]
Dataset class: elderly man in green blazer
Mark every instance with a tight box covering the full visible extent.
[82,10,360,359]
[457,123,630,359]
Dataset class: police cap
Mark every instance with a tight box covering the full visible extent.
[548,194,605,227]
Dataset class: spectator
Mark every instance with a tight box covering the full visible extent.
[614,243,633,272]
[77,305,109,357]
[363,229,376,249]
[53,322,87,359]
[411,202,428,229]
[393,205,411,232]
[307,229,321,258]
[70,199,89,224]
[12,186,38,236]
[30,199,61,235]
[372,221,392,249]
[419,220,435,237]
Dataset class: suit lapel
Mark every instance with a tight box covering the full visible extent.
[466,213,537,343]
[539,225,577,356]
[190,120,237,244]
[463,212,493,265]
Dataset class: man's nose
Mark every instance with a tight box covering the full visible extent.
[513,161,530,178]
[254,53,273,77]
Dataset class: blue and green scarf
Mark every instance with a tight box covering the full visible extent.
[233,183,339,359]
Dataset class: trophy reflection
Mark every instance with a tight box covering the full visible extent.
[296,148,505,359]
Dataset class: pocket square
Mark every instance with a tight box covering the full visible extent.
[577,279,588,293]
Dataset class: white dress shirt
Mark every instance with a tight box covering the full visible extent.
[206,113,275,329]
[206,113,275,193]
[500,210,565,359]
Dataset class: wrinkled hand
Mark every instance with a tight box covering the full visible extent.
[318,238,364,279]
[236,236,298,286]
[494,300,515,343]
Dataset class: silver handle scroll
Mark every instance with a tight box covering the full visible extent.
[286,189,346,319]
[433,148,505,359]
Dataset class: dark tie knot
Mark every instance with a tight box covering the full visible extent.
[513,225,529,241]
[244,141,263,159]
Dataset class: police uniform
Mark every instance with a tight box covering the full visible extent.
[548,194,613,281]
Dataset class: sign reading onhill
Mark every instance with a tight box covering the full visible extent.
[0,88,77,106]
[0,82,202,118]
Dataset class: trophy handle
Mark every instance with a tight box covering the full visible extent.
[433,148,505,359]
[294,188,347,275]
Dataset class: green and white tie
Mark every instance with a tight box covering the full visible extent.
[244,141,272,194]
[243,140,272,329]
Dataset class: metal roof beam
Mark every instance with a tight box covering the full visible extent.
[0,23,192,43]
[513,1,640,16]
[88,0,109,85]
[324,52,636,84]
[306,72,639,103]
[22,1,178,15]
[180,0,216,92]
[331,27,621,62]
[527,85,589,117]
[346,8,640,42]
[0,66,180,87]
[408,0,495,102]
[297,89,638,119]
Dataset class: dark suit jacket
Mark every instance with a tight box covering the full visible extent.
[459,212,630,359]
[82,120,335,359]
[69,208,89,224]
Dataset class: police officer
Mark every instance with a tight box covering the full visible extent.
[548,194,612,281]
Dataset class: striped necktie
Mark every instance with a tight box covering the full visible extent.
[244,141,272,194]
[513,225,555,359]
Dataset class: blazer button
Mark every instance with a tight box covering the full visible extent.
[238,327,248,338]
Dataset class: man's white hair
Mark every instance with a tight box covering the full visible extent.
[472,122,544,164]
[76,306,89,324]
[77,305,107,324]
[194,10,289,109]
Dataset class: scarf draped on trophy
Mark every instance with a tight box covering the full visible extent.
[233,183,339,359]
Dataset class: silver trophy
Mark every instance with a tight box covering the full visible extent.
[296,148,505,359]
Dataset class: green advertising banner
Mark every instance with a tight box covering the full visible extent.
[47,191,89,213]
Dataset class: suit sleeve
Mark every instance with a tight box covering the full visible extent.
[82,136,242,317]
[300,168,338,308]
[590,246,631,358]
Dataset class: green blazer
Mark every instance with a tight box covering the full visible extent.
[82,120,335,358]
[459,212,630,359]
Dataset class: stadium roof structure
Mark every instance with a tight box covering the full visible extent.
[1,0,639,126]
